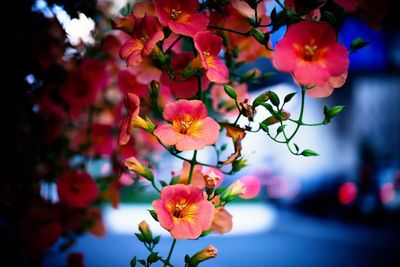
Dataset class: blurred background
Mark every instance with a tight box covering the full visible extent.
[3,0,400,267]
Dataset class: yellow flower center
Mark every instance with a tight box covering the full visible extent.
[173,202,188,218]
[304,44,318,61]
[170,9,183,20]
[172,115,202,136]
[203,51,210,57]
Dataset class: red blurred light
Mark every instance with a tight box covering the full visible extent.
[338,182,357,205]
[380,183,395,204]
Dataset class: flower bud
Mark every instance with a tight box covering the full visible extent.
[112,15,135,34]
[203,170,221,190]
[132,116,155,133]
[138,220,153,242]
[125,157,154,182]
[188,245,218,266]
[239,99,255,121]
[220,180,246,203]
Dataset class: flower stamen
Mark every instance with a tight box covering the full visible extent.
[170,9,183,19]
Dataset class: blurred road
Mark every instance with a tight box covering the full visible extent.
[44,205,400,267]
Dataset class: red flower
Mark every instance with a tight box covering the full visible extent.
[273,21,348,88]
[20,209,62,251]
[91,123,115,156]
[118,70,148,96]
[56,170,99,208]
[193,31,228,83]
[161,52,209,98]
[120,14,164,66]
[154,0,208,37]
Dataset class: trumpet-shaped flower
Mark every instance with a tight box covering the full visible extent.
[152,184,215,239]
[154,0,208,37]
[120,14,164,66]
[211,207,233,234]
[154,100,220,151]
[118,93,150,146]
[56,170,99,208]
[273,21,348,88]
[193,31,228,83]
[161,52,209,98]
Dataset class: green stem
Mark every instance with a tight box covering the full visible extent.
[287,86,306,142]
[208,25,251,36]
[275,0,286,10]
[164,239,177,267]
[233,113,241,125]
[151,180,161,193]
[187,150,198,184]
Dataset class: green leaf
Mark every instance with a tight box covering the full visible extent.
[130,256,137,267]
[323,11,336,25]
[224,85,237,99]
[301,149,319,157]
[159,180,168,187]
[276,124,286,135]
[199,229,213,238]
[147,252,161,263]
[169,176,180,185]
[138,259,146,266]
[261,72,275,80]
[268,91,280,107]
[259,122,269,133]
[324,105,345,119]
[214,187,227,196]
[284,92,296,103]
[252,92,269,108]
[153,235,161,245]
[135,233,146,242]
[350,37,369,54]
[148,209,158,221]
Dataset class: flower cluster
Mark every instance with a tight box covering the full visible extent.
[7,0,383,266]
[110,0,379,266]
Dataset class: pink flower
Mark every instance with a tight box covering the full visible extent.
[118,70,148,96]
[154,100,220,151]
[152,184,215,239]
[306,71,348,98]
[239,175,261,199]
[120,14,164,66]
[56,170,99,208]
[129,57,163,84]
[193,31,229,83]
[211,207,233,234]
[161,52,209,98]
[154,0,209,37]
[273,21,349,88]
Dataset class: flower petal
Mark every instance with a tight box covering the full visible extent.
[152,199,174,230]
[154,124,183,146]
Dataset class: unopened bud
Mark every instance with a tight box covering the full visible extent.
[188,245,218,266]
[220,180,246,203]
[125,157,154,182]
[138,220,153,242]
